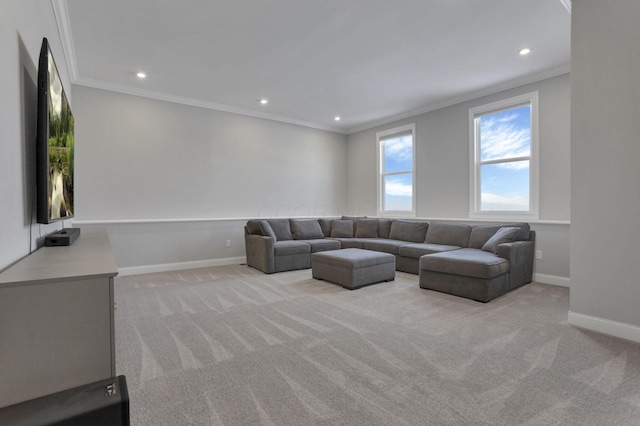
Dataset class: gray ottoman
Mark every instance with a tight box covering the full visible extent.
[311,248,395,290]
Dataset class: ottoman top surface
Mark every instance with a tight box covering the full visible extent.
[312,248,395,268]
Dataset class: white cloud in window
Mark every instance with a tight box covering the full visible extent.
[480,112,530,169]
[481,192,529,211]
[384,135,413,162]
[386,181,412,197]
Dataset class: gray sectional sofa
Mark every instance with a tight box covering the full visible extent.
[244,217,535,302]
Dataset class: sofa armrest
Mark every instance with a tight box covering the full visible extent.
[496,240,534,289]
[245,234,275,273]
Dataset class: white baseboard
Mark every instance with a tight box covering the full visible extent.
[118,256,247,276]
[568,311,640,344]
[534,273,570,287]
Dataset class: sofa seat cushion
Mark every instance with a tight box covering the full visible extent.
[329,238,371,249]
[274,240,311,256]
[305,239,341,253]
[363,239,407,255]
[398,243,461,259]
[420,248,508,279]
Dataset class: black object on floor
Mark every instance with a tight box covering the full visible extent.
[0,375,129,425]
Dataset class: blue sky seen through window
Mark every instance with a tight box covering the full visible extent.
[382,134,413,211]
[478,105,531,211]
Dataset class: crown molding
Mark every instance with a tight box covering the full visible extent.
[51,0,78,81]
[73,77,346,134]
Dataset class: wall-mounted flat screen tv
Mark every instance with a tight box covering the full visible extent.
[36,37,74,224]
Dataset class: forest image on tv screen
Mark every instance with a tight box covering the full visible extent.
[48,53,74,220]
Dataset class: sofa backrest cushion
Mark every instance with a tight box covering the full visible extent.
[511,222,531,241]
[425,222,471,247]
[389,220,429,243]
[258,220,277,239]
[468,225,504,249]
[290,219,324,240]
[468,223,531,248]
[377,219,392,239]
[331,220,354,238]
[355,219,379,238]
[267,219,293,241]
[481,227,521,253]
[318,219,333,237]
[245,220,263,235]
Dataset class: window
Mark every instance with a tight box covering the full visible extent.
[469,92,539,220]
[377,123,416,215]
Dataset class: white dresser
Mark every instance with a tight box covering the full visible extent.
[0,228,118,408]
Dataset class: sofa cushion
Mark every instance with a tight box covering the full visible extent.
[425,222,472,247]
[420,248,509,279]
[273,240,311,256]
[267,219,293,241]
[331,220,354,238]
[468,223,531,248]
[245,220,263,235]
[290,219,324,240]
[389,220,428,243]
[355,219,379,238]
[363,239,407,255]
[304,238,341,253]
[511,222,531,241]
[318,219,333,237]
[398,243,461,259]
[482,227,521,253]
[258,220,277,239]
[467,225,503,249]
[378,219,392,239]
[330,238,368,249]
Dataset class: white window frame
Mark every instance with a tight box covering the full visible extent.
[469,92,539,221]
[376,123,416,217]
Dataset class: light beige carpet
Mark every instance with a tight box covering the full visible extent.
[114,265,640,425]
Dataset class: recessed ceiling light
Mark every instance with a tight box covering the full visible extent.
[260,99,268,105]
[519,48,532,56]
[136,72,147,79]
[334,116,341,121]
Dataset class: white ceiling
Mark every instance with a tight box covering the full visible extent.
[57,0,571,134]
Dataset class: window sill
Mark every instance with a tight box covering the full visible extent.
[469,211,540,222]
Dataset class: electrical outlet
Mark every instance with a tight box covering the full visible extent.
[226,240,231,248]
[535,250,542,260]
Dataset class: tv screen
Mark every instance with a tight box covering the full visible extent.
[36,38,74,224]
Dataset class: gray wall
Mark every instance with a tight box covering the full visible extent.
[0,1,72,272]
[72,86,348,271]
[346,74,571,282]
[571,0,640,328]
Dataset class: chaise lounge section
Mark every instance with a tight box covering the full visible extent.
[244,217,535,302]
